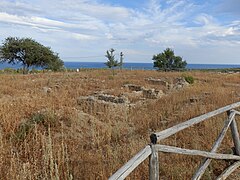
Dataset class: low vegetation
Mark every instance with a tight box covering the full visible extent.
[183,74,195,84]
[0,69,239,179]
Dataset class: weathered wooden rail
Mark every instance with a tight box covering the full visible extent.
[109,102,240,180]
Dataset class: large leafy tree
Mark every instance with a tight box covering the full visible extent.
[152,48,187,71]
[0,37,63,73]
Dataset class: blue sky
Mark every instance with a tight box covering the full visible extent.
[0,0,240,64]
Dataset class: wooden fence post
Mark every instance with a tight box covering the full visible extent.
[228,110,240,155]
[149,134,159,180]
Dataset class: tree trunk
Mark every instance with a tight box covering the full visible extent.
[23,64,29,74]
[112,68,115,76]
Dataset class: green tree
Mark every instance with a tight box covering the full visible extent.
[105,48,119,75]
[0,37,63,73]
[152,48,187,71]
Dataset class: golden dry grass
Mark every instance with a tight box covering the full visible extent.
[0,69,239,179]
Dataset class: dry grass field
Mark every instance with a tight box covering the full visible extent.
[0,69,239,179]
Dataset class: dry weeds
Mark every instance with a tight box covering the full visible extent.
[0,69,239,179]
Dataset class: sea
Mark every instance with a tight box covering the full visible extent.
[0,62,240,70]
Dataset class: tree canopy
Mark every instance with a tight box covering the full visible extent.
[152,48,187,71]
[0,37,63,73]
[105,48,119,69]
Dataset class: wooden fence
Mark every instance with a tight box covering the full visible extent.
[109,102,240,180]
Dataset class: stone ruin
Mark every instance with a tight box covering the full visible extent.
[123,84,164,99]
[142,88,164,99]
[77,86,165,119]
[77,77,189,118]
[77,93,130,119]
[123,84,143,91]
[146,77,190,90]
[97,93,129,104]
[172,77,190,90]
[146,77,169,87]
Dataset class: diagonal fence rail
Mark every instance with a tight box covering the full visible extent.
[109,102,240,180]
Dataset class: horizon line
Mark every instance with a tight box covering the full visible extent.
[63,61,240,65]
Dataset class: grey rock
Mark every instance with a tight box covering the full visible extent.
[123,84,143,91]
[146,77,169,87]
[43,87,52,93]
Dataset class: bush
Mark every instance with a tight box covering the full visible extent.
[153,48,187,71]
[29,68,41,74]
[14,111,58,141]
[3,68,17,73]
[183,75,194,84]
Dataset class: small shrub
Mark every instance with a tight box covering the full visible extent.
[108,75,114,80]
[3,68,17,74]
[183,75,194,84]
[14,111,58,141]
[16,68,24,74]
[29,68,41,74]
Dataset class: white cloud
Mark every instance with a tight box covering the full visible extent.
[70,32,97,40]
[0,12,60,30]
[194,14,216,26]
[0,0,239,64]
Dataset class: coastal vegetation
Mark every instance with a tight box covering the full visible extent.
[105,48,123,74]
[0,37,64,73]
[183,74,195,84]
[153,48,187,71]
[0,69,239,179]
